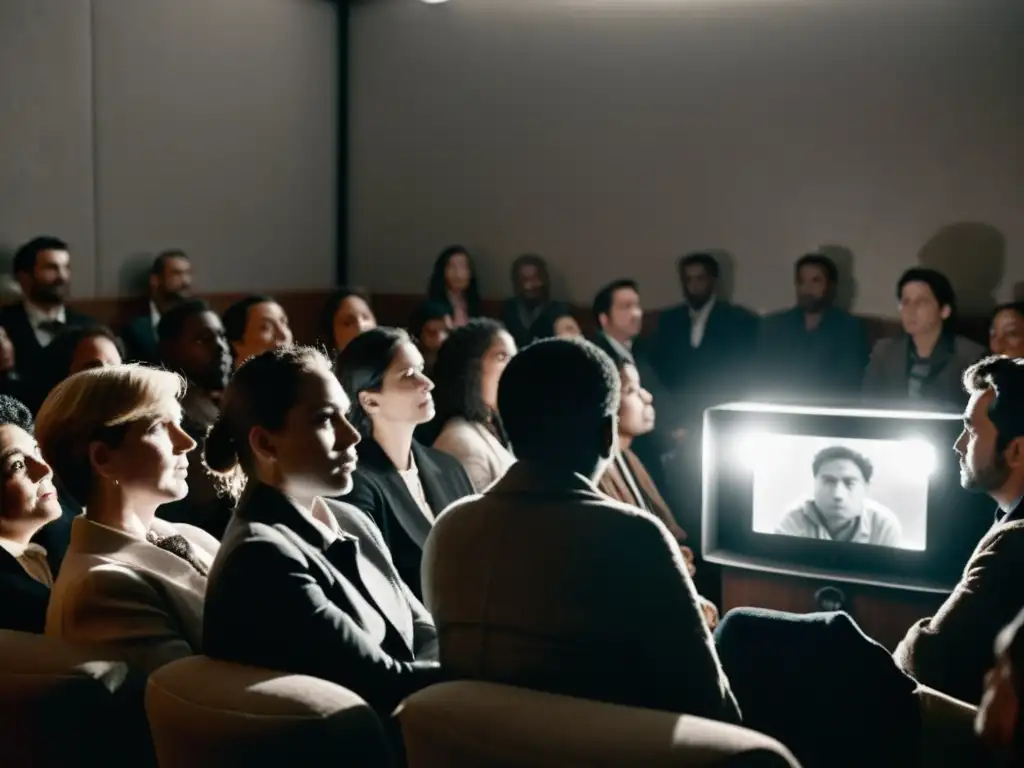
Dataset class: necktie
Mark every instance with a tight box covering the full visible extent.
[146,531,209,577]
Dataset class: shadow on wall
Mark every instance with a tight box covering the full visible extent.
[917,223,1006,316]
[118,253,154,298]
[819,244,858,313]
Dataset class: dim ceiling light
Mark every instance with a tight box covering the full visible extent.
[421,0,450,4]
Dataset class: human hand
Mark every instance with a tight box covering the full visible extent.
[699,596,719,631]
[680,545,697,577]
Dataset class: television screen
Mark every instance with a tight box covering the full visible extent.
[701,402,992,592]
[749,434,929,551]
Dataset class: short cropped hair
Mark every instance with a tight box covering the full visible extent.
[592,279,639,325]
[897,268,957,315]
[13,236,69,275]
[35,365,185,507]
[498,338,620,464]
[795,253,838,284]
[0,394,33,432]
[158,299,213,344]
[678,253,720,279]
[510,254,549,284]
[964,356,1024,453]
[812,445,873,483]
[151,249,188,276]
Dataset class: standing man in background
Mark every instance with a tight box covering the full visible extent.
[122,249,193,364]
[501,254,568,348]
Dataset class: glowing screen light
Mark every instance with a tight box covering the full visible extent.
[900,437,938,477]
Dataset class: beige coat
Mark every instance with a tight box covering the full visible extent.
[46,516,218,672]
[432,417,516,493]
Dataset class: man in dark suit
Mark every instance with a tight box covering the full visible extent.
[652,253,759,430]
[122,249,193,364]
[0,394,64,632]
[895,355,1024,705]
[757,253,869,401]
[0,237,94,396]
[422,338,741,725]
[500,254,569,348]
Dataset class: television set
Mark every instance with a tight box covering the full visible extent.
[701,402,993,593]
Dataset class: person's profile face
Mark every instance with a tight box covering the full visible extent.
[444,253,472,294]
[516,263,546,302]
[175,311,232,392]
[96,400,195,508]
[956,389,1011,493]
[602,287,642,340]
[681,263,714,308]
[899,280,949,337]
[419,317,450,354]
[990,309,1024,359]
[796,263,830,312]
[553,315,582,339]
[69,335,122,376]
[813,458,867,519]
[480,331,517,411]
[977,629,1021,762]
[160,257,193,302]
[274,368,360,501]
[617,363,655,439]
[236,302,293,364]
[332,296,376,353]
[29,249,71,305]
[369,342,435,427]
[0,423,61,532]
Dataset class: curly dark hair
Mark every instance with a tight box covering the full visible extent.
[430,318,510,446]
[0,394,33,431]
[427,245,481,318]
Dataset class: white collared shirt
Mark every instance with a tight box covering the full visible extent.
[689,296,716,348]
[150,301,162,334]
[601,332,633,360]
[397,454,435,523]
[0,537,53,586]
[23,301,66,347]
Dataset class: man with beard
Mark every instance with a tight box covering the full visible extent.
[756,253,868,401]
[0,237,94,396]
[155,299,235,538]
[895,355,1024,705]
[123,249,194,363]
[500,254,569,347]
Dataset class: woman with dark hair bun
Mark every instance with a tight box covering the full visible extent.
[426,245,480,327]
[431,319,518,492]
[202,345,441,718]
[335,327,474,598]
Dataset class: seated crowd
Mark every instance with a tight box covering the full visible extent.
[3,234,1024,766]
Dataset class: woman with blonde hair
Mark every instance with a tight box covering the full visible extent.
[35,364,217,672]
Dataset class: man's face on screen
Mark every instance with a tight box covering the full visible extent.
[813,459,867,521]
[957,389,1011,493]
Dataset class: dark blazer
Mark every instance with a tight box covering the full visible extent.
[345,437,474,599]
[652,300,759,429]
[757,306,869,400]
[0,546,50,633]
[863,333,985,410]
[0,302,95,395]
[501,298,570,348]
[894,503,1024,705]
[121,314,159,364]
[422,461,740,724]
[203,482,442,716]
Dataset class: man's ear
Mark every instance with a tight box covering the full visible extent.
[940,304,952,321]
[14,270,32,295]
[1005,437,1024,471]
[148,272,160,296]
[597,313,609,332]
[248,425,277,466]
[599,414,617,460]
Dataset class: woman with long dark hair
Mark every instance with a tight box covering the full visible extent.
[335,327,473,597]
[319,287,377,356]
[202,346,441,717]
[426,245,480,328]
[431,319,517,492]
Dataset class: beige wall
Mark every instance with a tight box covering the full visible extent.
[348,0,1024,317]
[0,0,337,299]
